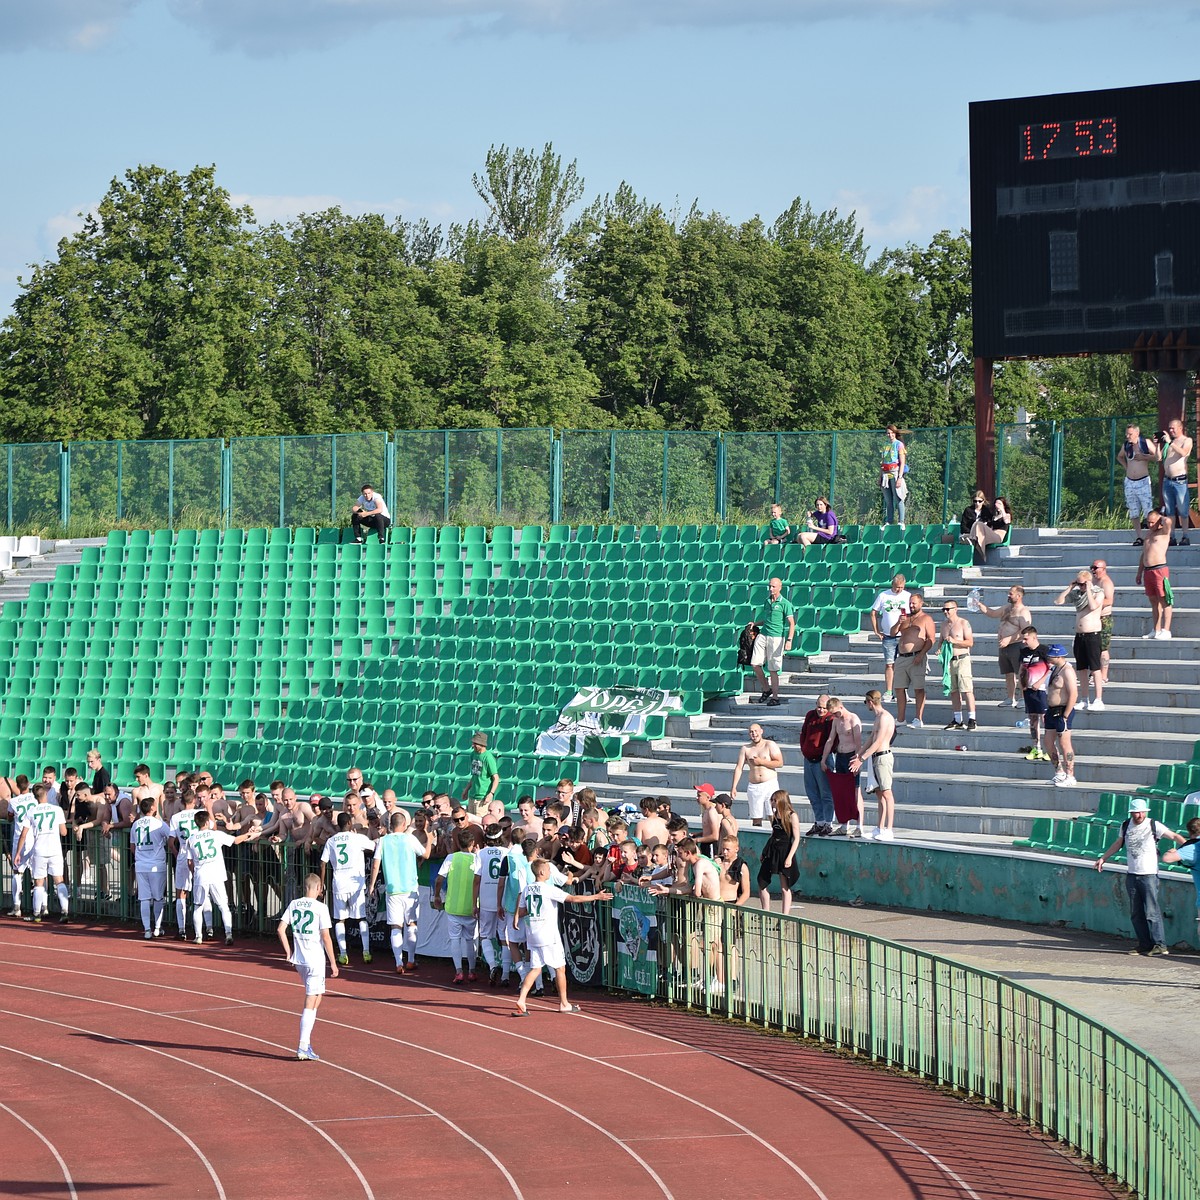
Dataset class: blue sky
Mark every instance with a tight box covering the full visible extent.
[1,1,1198,318]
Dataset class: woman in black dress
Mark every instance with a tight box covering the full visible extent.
[756,790,802,914]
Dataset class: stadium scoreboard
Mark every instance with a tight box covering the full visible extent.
[970,80,1200,360]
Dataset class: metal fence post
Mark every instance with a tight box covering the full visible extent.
[608,431,617,517]
[829,431,838,505]
[168,441,175,525]
[116,440,124,521]
[774,434,783,504]
[7,444,13,530]
[715,435,727,519]
[551,436,563,523]
[661,432,670,519]
[496,430,504,517]
[1049,422,1064,525]
[942,427,953,524]
[278,436,286,528]
[996,425,1006,498]
[1108,419,1117,511]
[443,430,451,522]
[60,445,70,528]
[222,443,232,528]
[330,434,339,524]
[385,437,396,520]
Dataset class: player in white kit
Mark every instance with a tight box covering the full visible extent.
[130,797,171,938]
[185,809,258,945]
[514,859,610,1016]
[168,790,201,938]
[15,784,69,923]
[3,778,38,918]
[278,873,339,1061]
[474,825,508,986]
[319,812,377,965]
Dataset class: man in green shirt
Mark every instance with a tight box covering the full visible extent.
[762,504,793,545]
[751,576,796,707]
[462,730,501,817]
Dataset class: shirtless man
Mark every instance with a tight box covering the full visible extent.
[1043,644,1080,788]
[304,797,338,857]
[975,584,1032,707]
[208,783,236,830]
[1055,569,1105,710]
[713,793,738,843]
[717,836,750,905]
[730,723,784,828]
[892,592,936,728]
[516,796,543,841]
[850,690,898,841]
[633,796,669,847]
[130,764,164,815]
[821,697,864,836]
[1088,559,1116,694]
[160,780,182,824]
[1162,418,1193,545]
[693,785,722,853]
[934,600,976,731]
[1117,423,1160,543]
[1137,508,1174,639]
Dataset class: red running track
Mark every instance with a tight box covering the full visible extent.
[0,921,1119,1200]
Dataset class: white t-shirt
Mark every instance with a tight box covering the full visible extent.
[131,815,171,871]
[473,846,507,913]
[9,793,37,851]
[355,493,390,519]
[281,897,333,969]
[186,828,235,887]
[169,808,200,848]
[1124,817,1169,876]
[321,831,376,896]
[520,881,569,949]
[872,589,912,636]
[22,803,65,856]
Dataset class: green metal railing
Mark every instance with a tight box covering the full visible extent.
[0,416,1170,534]
[606,896,1200,1200]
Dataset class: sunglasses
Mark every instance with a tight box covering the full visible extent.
[453,815,467,824]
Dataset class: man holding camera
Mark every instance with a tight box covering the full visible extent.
[1054,569,1105,711]
[1117,424,1160,545]
[1162,419,1193,546]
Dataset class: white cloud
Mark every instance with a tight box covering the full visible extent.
[835,184,967,252]
[0,0,140,52]
[229,191,461,225]
[42,208,94,247]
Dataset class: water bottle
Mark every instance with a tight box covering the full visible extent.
[1014,718,1028,729]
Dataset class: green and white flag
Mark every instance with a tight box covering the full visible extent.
[535,685,681,759]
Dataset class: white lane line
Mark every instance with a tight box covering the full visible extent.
[0,1043,225,1199]
[0,1005,376,1200]
[0,958,664,1199]
[602,1050,705,1059]
[0,1100,79,1199]
[160,1004,250,1015]
[314,1115,436,1125]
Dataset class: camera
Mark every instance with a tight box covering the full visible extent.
[1159,430,1171,445]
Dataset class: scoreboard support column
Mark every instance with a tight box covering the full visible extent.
[974,357,996,500]
[1156,368,1189,437]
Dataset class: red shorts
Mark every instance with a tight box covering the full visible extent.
[1143,565,1169,599]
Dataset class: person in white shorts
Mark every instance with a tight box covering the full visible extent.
[185,809,259,946]
[730,723,783,827]
[474,824,508,987]
[367,809,431,974]
[15,784,68,924]
[278,873,339,1061]
[497,834,535,990]
[169,789,201,938]
[3,778,38,918]
[130,797,171,938]
[320,812,377,966]
[514,859,610,1016]
[433,827,481,985]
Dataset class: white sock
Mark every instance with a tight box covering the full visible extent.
[152,901,164,933]
[299,1008,317,1051]
[12,879,21,914]
[450,934,464,970]
[335,922,347,955]
[390,927,403,965]
[953,711,962,723]
[176,898,186,929]
[403,925,418,962]
[215,903,232,935]
[515,960,528,981]
[358,921,369,954]
[466,945,477,971]
[194,906,205,939]
[56,883,67,915]
[501,946,513,976]
[33,885,46,915]
[481,939,497,970]
[967,710,975,721]
[141,899,152,931]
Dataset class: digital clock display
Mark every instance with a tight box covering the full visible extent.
[1020,118,1117,161]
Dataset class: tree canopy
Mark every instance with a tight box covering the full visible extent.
[0,149,1149,447]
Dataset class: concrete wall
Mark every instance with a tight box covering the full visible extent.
[737,830,1199,947]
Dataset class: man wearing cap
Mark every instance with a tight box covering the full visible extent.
[750,577,796,707]
[694,784,722,853]
[1043,645,1079,787]
[1097,798,1185,956]
[462,732,501,818]
[731,723,784,828]
[713,793,738,843]
[350,483,391,544]
[799,695,835,836]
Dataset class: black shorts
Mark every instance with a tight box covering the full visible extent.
[1045,705,1075,734]
[1073,632,1102,673]
[999,643,1023,676]
[1023,688,1048,716]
